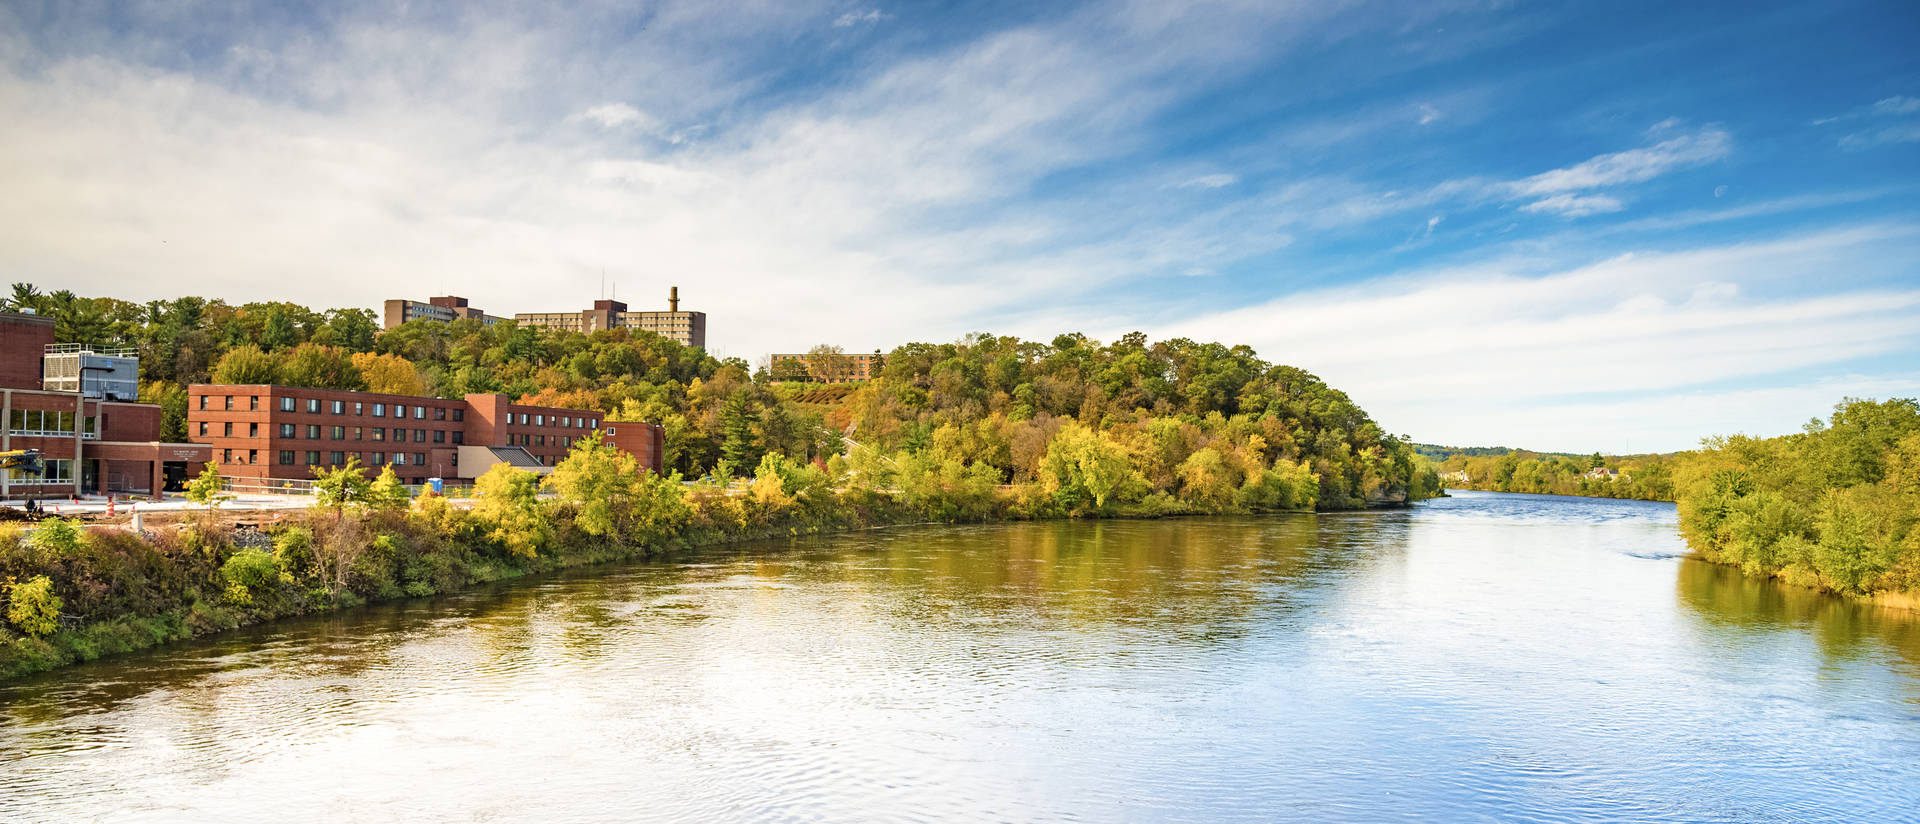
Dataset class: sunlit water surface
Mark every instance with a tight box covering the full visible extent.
[4,491,1919,822]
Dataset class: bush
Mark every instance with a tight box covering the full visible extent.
[6,575,62,637]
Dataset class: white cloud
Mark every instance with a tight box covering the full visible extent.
[1157,226,1920,451]
[833,9,885,27]
[581,102,649,129]
[1872,95,1920,115]
[1518,193,1624,217]
[1509,128,1730,197]
[1177,173,1238,189]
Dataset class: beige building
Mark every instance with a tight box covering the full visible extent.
[514,287,707,348]
[769,351,881,382]
[382,296,506,330]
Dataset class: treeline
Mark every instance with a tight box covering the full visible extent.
[1433,449,1677,502]
[4,421,1350,679]
[1676,398,1920,599]
[10,284,1439,512]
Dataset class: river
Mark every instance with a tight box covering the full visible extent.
[3,490,1918,822]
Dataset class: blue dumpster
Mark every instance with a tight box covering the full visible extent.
[427,477,444,495]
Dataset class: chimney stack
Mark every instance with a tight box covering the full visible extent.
[669,286,680,312]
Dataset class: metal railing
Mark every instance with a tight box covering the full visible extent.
[219,477,318,496]
[43,343,140,357]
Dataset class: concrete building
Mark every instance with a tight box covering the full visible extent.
[514,287,707,348]
[769,351,882,382]
[382,296,506,330]
[0,312,211,499]
[186,385,663,486]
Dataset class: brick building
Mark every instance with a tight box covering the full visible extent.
[382,295,507,330]
[514,287,707,348]
[186,385,662,486]
[1,312,211,499]
[769,351,882,382]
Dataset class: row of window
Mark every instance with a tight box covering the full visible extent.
[6,409,99,438]
[503,433,575,448]
[198,421,465,445]
[4,458,73,483]
[200,394,464,421]
[194,395,599,430]
[276,451,435,468]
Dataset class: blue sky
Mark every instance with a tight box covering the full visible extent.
[1,0,1916,452]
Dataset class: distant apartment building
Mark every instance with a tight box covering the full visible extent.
[769,351,882,383]
[186,385,664,487]
[1,312,211,499]
[514,287,707,348]
[382,296,506,330]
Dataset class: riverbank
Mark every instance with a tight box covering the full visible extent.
[2,441,1393,681]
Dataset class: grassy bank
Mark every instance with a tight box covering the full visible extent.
[3,430,1388,681]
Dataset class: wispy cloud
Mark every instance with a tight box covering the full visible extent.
[1518,193,1624,217]
[581,102,650,129]
[833,9,885,28]
[1176,173,1238,189]
[1509,128,1731,197]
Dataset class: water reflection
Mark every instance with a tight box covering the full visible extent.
[2,495,1918,822]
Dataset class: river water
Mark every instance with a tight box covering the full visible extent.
[3,491,1918,822]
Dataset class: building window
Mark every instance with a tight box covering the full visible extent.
[413,452,426,466]
[413,429,426,443]
[589,419,598,429]
[393,428,405,441]
[329,451,345,466]
[374,403,387,417]
[535,414,544,426]
[372,428,385,442]
[280,423,295,437]
[373,451,386,465]
[224,396,233,411]
[331,426,345,440]
[222,449,232,463]
[519,413,529,425]
[535,435,545,447]
[451,431,463,444]
[354,427,363,440]
[198,395,208,411]
[355,402,364,415]
[199,421,209,437]
[249,422,259,438]
[248,449,258,465]
[250,396,260,411]
[331,400,345,415]
[223,422,234,437]
[414,406,426,420]
[306,424,321,439]
[435,407,446,421]
[452,409,464,422]
[306,399,321,413]
[279,450,296,465]
[393,452,408,466]
[433,430,445,443]
[306,450,321,466]
[280,397,295,412]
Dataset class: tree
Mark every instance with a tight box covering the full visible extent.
[351,352,426,395]
[716,390,761,479]
[313,456,373,512]
[770,358,811,382]
[806,344,856,383]
[473,463,547,558]
[1039,422,1146,513]
[260,308,298,351]
[211,345,281,385]
[279,343,366,390]
[184,462,234,524]
[544,434,643,537]
[367,465,411,511]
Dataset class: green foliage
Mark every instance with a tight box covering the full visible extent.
[474,463,548,558]
[367,465,411,511]
[1039,422,1148,514]
[1675,397,1920,598]
[6,575,62,637]
[184,463,233,512]
[27,518,84,562]
[544,435,644,537]
[211,345,282,385]
[313,456,373,510]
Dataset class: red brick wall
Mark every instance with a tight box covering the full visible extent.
[0,313,56,390]
[601,422,664,475]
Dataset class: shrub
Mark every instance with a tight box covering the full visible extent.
[6,575,62,637]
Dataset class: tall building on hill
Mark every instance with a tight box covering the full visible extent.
[382,296,506,330]
[514,287,706,348]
